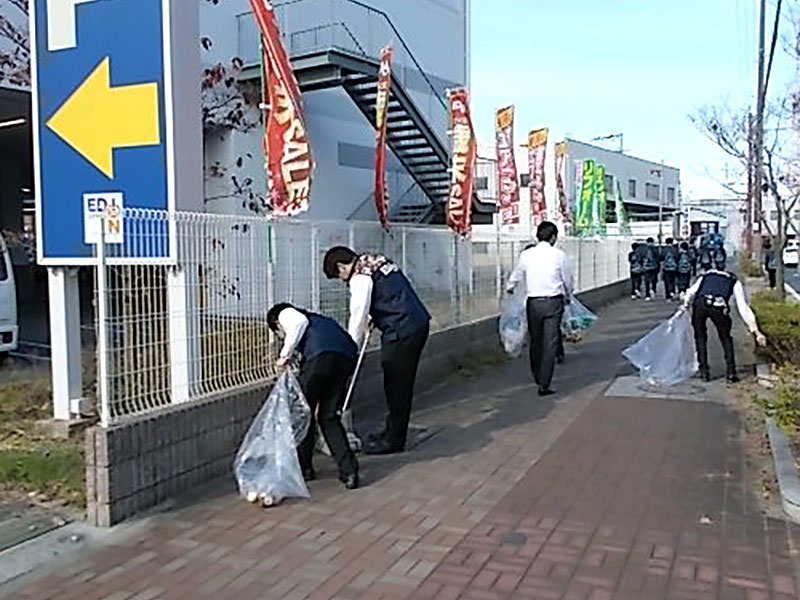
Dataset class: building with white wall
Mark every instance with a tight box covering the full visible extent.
[474,138,681,240]
[200,0,488,224]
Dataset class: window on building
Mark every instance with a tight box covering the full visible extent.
[0,252,6,282]
[604,174,614,193]
[520,173,531,187]
[645,183,660,201]
[667,187,675,204]
[474,177,489,191]
[628,179,636,198]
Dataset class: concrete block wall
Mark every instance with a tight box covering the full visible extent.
[85,277,629,526]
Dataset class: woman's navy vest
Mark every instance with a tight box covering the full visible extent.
[368,262,430,343]
[694,272,737,308]
[297,311,357,363]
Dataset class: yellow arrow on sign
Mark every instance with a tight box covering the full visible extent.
[47,57,160,179]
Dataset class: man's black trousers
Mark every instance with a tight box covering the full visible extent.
[691,303,736,375]
[526,296,564,390]
[297,352,358,478]
[663,270,677,298]
[380,324,429,450]
[676,273,691,293]
[644,270,658,297]
[631,273,642,295]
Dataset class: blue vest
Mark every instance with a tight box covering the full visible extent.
[369,263,430,343]
[297,311,357,363]
[694,272,737,308]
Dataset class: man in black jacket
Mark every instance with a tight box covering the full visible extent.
[323,247,430,455]
[268,303,360,489]
[660,238,679,301]
[637,238,659,301]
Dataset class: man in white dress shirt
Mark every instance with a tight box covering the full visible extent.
[323,247,430,455]
[507,221,574,396]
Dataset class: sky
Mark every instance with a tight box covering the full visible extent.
[470,0,796,201]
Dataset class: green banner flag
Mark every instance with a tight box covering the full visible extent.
[616,181,631,235]
[577,160,594,233]
[593,163,606,235]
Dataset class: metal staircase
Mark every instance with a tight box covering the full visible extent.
[242,0,493,225]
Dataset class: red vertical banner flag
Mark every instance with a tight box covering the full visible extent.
[528,128,549,227]
[249,0,313,217]
[495,106,520,226]
[554,141,571,225]
[374,46,393,230]
[447,88,477,236]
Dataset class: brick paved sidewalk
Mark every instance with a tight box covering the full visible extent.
[3,297,798,600]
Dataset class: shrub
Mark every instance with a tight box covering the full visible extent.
[740,254,765,278]
[751,290,800,366]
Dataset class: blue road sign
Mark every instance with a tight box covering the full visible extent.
[33,0,174,264]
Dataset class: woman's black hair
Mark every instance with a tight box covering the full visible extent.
[323,246,359,279]
[267,302,295,332]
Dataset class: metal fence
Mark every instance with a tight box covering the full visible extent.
[94,209,630,425]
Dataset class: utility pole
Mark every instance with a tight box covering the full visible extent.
[753,0,767,257]
[745,113,754,253]
[658,160,665,244]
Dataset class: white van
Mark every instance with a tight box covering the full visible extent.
[0,233,18,362]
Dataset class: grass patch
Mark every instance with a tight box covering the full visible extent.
[752,364,800,434]
[751,290,800,366]
[0,374,85,508]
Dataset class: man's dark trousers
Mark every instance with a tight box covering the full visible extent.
[526,296,564,390]
[663,270,677,298]
[631,273,642,296]
[768,268,777,288]
[691,303,736,376]
[645,270,658,297]
[298,352,358,479]
[676,273,691,293]
[380,323,429,450]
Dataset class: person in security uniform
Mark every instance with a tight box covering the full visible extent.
[682,270,766,383]
[323,247,430,455]
[267,303,359,489]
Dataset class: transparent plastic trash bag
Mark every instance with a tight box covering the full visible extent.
[561,298,598,342]
[499,289,528,358]
[622,310,698,386]
[233,371,311,505]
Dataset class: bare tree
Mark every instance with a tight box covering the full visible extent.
[690,96,799,301]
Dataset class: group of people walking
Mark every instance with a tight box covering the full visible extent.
[266,246,430,490]
[628,234,728,302]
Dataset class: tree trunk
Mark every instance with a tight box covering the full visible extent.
[776,200,786,301]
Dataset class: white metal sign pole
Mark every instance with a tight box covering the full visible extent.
[47,267,83,421]
[165,0,202,404]
[96,218,110,427]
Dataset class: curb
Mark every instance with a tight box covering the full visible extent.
[756,362,800,524]
[785,282,800,303]
[765,418,800,524]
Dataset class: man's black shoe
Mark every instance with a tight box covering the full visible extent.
[364,439,404,455]
[727,373,740,383]
[699,370,711,382]
[302,468,316,482]
[344,474,359,490]
[538,388,556,397]
[556,355,565,364]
